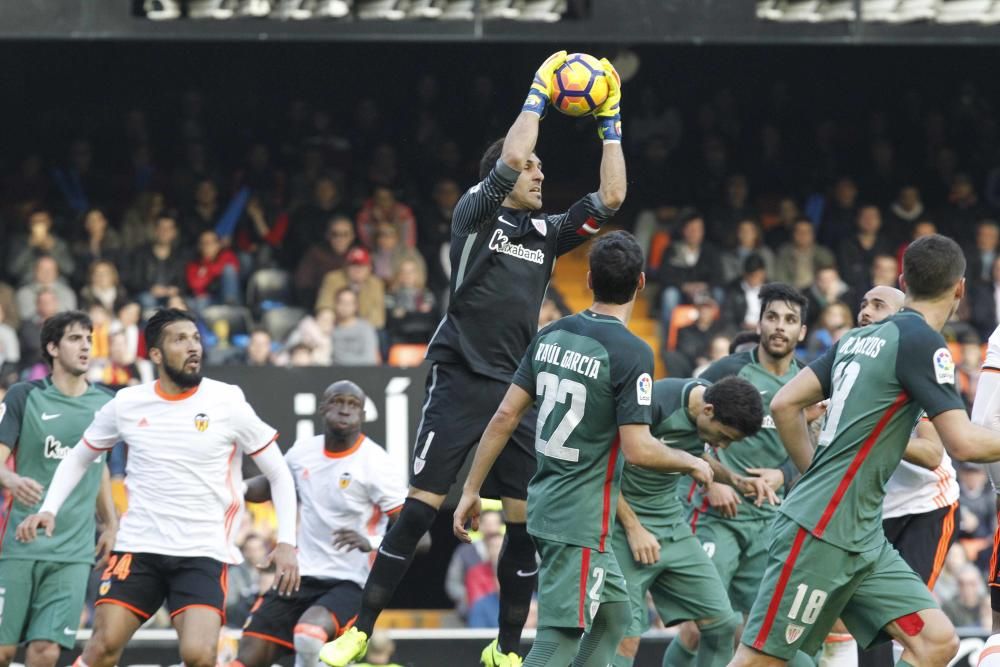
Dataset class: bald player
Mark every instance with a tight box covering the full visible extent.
[235,381,407,667]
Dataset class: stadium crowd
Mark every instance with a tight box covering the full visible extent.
[2,57,1000,635]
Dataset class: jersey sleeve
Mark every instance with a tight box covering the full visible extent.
[81,397,120,451]
[985,325,1000,371]
[451,159,519,237]
[611,337,655,426]
[895,323,966,419]
[698,353,750,383]
[0,383,30,449]
[972,370,1000,432]
[808,341,840,398]
[547,193,617,257]
[230,388,279,455]
[512,339,538,394]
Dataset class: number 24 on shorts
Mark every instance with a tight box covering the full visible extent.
[101,553,133,581]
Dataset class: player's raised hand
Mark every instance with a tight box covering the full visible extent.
[452,490,482,543]
[705,483,741,518]
[624,522,660,565]
[594,58,622,142]
[523,50,568,116]
[736,474,781,508]
[262,541,300,596]
[332,529,373,553]
[15,511,55,543]
[9,474,44,506]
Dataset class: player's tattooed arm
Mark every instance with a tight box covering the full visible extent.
[242,474,272,503]
[903,420,944,470]
[617,496,660,565]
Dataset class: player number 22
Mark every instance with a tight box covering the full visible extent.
[535,372,586,462]
[788,583,828,625]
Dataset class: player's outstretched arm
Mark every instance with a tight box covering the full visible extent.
[618,424,713,484]
[453,384,534,543]
[771,367,825,473]
[929,409,1000,462]
[252,443,300,595]
[616,496,660,565]
[903,420,944,470]
[94,465,119,568]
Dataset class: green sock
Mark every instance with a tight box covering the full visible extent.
[663,636,697,667]
[524,626,582,667]
[895,660,916,667]
[693,613,740,667]
[612,653,635,667]
[788,649,817,667]
[573,601,631,667]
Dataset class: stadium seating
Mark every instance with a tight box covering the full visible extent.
[387,343,428,367]
[261,306,307,342]
[201,305,255,338]
[246,268,293,317]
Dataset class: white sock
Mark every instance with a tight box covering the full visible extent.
[977,634,1000,667]
[293,624,328,667]
[820,634,858,667]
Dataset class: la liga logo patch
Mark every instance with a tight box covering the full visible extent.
[933,347,955,385]
[636,373,652,406]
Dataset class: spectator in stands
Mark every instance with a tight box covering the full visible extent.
[119,191,165,251]
[966,220,1000,287]
[331,288,379,366]
[763,196,801,249]
[870,253,900,290]
[0,303,20,374]
[356,184,418,249]
[295,215,356,307]
[658,210,723,332]
[819,176,859,248]
[694,333,733,376]
[667,296,725,378]
[244,328,275,367]
[17,288,60,370]
[285,307,335,366]
[804,266,854,329]
[384,256,437,347]
[128,214,187,310]
[721,253,767,331]
[773,218,835,291]
[284,174,347,269]
[446,510,504,619]
[720,218,774,285]
[941,564,990,630]
[226,534,268,628]
[958,463,995,567]
[896,219,937,269]
[836,204,894,292]
[957,333,983,408]
[15,255,78,320]
[938,173,988,246]
[467,531,506,629]
[538,297,564,330]
[182,177,221,242]
[371,222,417,283]
[116,301,142,365]
[0,283,19,332]
[970,255,1000,341]
[316,247,385,329]
[286,343,314,367]
[233,194,287,273]
[94,330,141,389]
[804,301,853,362]
[418,177,460,296]
[186,229,240,309]
[80,260,127,313]
[885,185,926,244]
[7,207,75,284]
[72,207,121,286]
[707,173,754,248]
[233,142,285,206]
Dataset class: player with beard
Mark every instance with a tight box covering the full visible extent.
[234,380,406,667]
[17,308,299,667]
[0,311,116,667]
[667,284,814,667]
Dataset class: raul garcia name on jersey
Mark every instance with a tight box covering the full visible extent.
[534,341,602,379]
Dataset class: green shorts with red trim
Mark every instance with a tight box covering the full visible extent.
[534,537,629,633]
[742,515,937,660]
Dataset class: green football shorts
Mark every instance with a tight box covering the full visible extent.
[534,537,629,633]
[692,512,773,613]
[0,559,90,649]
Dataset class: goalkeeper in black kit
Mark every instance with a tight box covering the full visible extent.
[319,51,627,667]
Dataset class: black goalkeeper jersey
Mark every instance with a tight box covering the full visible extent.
[426,158,616,383]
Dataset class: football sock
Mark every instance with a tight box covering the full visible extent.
[788,650,818,667]
[293,623,328,667]
[354,497,437,635]
[978,635,1000,667]
[524,626,582,667]
[693,612,740,667]
[820,633,857,667]
[663,634,697,667]
[496,522,537,655]
[573,601,630,667]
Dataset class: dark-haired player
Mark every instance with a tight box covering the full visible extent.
[731,234,1000,667]
[451,231,716,667]
[18,308,299,667]
[321,52,626,667]
[611,375,769,667]
[0,311,116,667]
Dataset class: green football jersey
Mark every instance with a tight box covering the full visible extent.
[0,378,112,563]
[619,378,709,536]
[512,310,654,552]
[780,309,965,552]
[691,348,803,521]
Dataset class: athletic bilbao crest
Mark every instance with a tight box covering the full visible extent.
[194,413,210,432]
[339,472,352,489]
[531,217,547,236]
[785,623,804,644]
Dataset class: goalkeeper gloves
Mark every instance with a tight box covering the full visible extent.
[594,58,622,143]
[522,50,568,117]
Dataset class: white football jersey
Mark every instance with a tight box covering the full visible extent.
[974,325,1000,493]
[285,434,406,585]
[82,378,277,563]
[883,442,959,519]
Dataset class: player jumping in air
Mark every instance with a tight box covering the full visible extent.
[453,231,716,667]
[17,308,299,667]
[732,234,1000,667]
[320,51,626,667]
[234,380,406,667]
